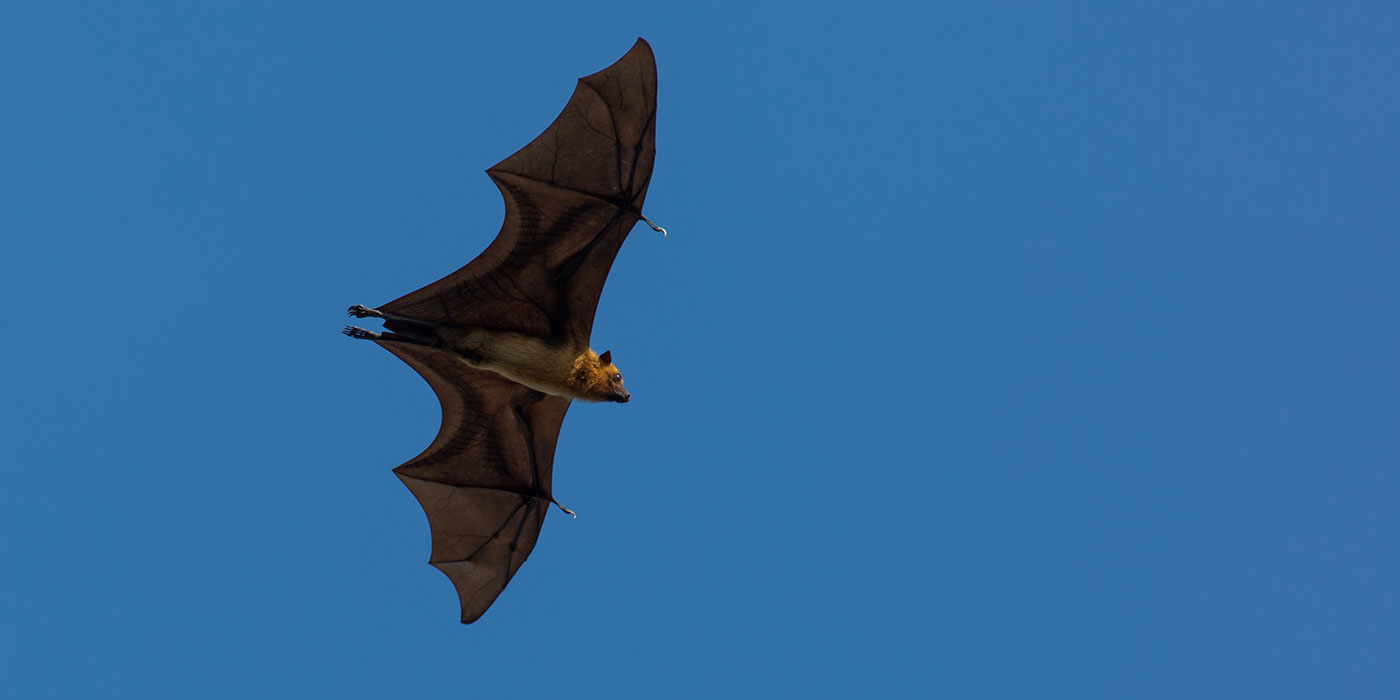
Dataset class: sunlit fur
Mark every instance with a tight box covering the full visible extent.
[436,327,623,402]
[566,351,624,402]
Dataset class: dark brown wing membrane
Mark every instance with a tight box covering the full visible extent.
[381,38,657,347]
[377,341,572,623]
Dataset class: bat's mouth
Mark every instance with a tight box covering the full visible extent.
[615,391,631,403]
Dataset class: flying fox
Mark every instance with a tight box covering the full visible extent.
[343,38,663,623]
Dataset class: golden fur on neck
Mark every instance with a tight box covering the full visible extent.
[567,350,618,402]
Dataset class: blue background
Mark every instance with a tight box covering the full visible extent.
[4,1,1398,697]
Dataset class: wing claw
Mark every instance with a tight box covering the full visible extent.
[639,213,667,237]
[551,499,577,518]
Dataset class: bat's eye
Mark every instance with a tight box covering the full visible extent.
[614,373,622,382]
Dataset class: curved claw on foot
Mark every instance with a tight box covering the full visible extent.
[343,326,381,340]
[639,213,667,237]
[348,304,383,319]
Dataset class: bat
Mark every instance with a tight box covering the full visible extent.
[343,38,662,624]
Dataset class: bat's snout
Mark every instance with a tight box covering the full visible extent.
[616,391,631,403]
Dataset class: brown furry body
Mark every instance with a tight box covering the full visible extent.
[436,327,627,403]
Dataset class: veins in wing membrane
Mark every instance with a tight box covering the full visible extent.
[444,494,529,559]
[439,181,627,341]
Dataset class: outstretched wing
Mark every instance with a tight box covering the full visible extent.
[381,38,658,347]
[378,342,572,623]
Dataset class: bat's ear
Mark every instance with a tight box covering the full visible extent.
[599,350,612,366]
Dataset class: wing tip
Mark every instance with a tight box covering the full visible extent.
[484,39,655,181]
[585,38,656,83]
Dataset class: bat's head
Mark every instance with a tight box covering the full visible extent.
[594,350,630,403]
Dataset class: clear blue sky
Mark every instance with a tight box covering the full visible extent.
[3,1,1397,698]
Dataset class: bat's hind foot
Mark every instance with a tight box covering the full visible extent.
[343,326,381,340]
[344,325,439,347]
[348,304,385,319]
[348,304,438,331]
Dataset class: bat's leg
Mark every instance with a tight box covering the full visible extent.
[549,497,577,519]
[343,326,438,347]
[347,304,438,330]
[637,213,667,237]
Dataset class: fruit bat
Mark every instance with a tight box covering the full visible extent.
[343,39,662,624]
